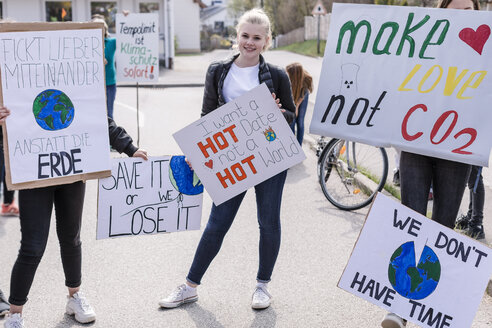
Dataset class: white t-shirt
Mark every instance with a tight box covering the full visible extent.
[223,62,260,103]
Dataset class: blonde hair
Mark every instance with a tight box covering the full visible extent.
[91,15,109,38]
[236,8,272,51]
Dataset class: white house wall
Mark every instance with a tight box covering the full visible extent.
[0,0,176,68]
[173,0,200,53]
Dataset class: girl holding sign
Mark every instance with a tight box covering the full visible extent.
[382,0,478,327]
[160,8,295,310]
[1,106,147,328]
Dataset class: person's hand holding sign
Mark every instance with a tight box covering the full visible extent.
[133,149,148,161]
[0,106,11,123]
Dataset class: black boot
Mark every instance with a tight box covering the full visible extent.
[455,214,471,230]
[465,221,485,240]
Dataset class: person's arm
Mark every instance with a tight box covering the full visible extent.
[201,63,220,117]
[276,69,296,124]
[108,117,147,160]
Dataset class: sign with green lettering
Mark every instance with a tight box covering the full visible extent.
[310,4,492,166]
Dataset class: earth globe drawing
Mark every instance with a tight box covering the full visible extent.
[32,89,75,131]
[169,156,203,196]
[388,241,441,300]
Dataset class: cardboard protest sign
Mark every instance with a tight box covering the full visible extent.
[97,156,203,240]
[338,193,492,328]
[173,83,306,205]
[116,13,159,82]
[0,23,111,190]
[310,4,492,166]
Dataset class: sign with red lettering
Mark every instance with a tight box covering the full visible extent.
[310,4,492,166]
[116,13,159,82]
[339,193,492,328]
[173,83,306,205]
[0,23,111,189]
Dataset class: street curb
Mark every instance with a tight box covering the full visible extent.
[118,83,205,89]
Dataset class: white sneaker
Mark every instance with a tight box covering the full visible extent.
[159,284,198,308]
[65,291,96,323]
[4,313,24,328]
[251,286,272,309]
[381,313,407,328]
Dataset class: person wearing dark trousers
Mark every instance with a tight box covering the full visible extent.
[1,106,147,328]
[456,165,485,240]
[159,8,295,311]
[286,62,313,146]
[0,290,8,317]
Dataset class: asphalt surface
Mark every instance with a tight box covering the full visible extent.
[0,50,491,327]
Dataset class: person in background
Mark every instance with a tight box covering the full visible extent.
[286,62,313,146]
[0,120,19,216]
[1,105,147,328]
[159,8,295,311]
[92,14,117,120]
[455,165,485,240]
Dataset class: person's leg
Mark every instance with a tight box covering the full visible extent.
[296,94,309,145]
[254,171,287,283]
[399,152,433,216]
[0,143,16,210]
[186,192,246,285]
[9,187,54,310]
[431,159,470,229]
[106,84,116,119]
[53,182,85,293]
[465,166,485,238]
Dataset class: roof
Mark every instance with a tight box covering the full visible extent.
[194,0,207,8]
[200,5,227,20]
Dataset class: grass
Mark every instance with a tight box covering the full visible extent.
[275,40,326,57]
[359,166,402,201]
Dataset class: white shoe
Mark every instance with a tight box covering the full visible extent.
[4,313,24,328]
[381,313,407,328]
[251,286,272,309]
[159,284,198,308]
[65,291,96,323]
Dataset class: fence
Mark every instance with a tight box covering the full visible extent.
[305,14,331,41]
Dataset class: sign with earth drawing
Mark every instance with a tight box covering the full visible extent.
[310,4,492,166]
[338,193,492,328]
[116,13,159,82]
[0,23,111,189]
[173,83,306,205]
[97,156,203,239]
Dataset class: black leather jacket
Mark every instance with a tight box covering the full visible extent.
[108,117,138,156]
[201,54,296,124]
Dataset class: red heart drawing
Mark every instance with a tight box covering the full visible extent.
[205,159,213,169]
[459,24,491,55]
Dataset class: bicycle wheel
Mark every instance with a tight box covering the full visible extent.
[318,139,388,211]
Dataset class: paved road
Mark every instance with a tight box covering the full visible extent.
[0,50,491,327]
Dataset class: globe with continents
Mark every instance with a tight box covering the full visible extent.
[388,241,441,300]
[32,89,74,131]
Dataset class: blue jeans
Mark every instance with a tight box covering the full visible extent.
[187,171,287,285]
[290,93,309,145]
[399,151,470,228]
[466,165,484,224]
[106,84,116,119]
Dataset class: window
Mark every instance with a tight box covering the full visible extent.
[46,1,72,22]
[91,2,117,33]
[139,2,159,13]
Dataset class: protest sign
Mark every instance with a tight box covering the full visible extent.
[97,156,203,240]
[0,23,111,189]
[116,13,159,82]
[173,83,306,205]
[338,193,492,328]
[310,4,492,166]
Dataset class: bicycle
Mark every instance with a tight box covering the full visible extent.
[316,136,388,211]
